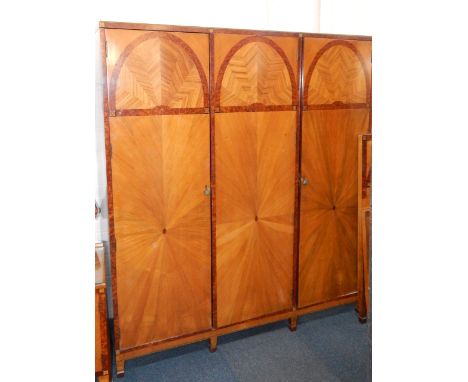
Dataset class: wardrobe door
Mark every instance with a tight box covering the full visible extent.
[214,33,298,327]
[299,38,371,308]
[105,29,212,351]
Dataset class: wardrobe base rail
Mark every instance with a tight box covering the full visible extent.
[115,293,357,377]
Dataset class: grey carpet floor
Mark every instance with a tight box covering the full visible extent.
[110,305,370,382]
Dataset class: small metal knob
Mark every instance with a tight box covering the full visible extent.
[301,176,310,186]
[204,185,211,196]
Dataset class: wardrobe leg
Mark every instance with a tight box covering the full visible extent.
[358,311,368,324]
[288,317,297,332]
[116,354,125,378]
[209,336,218,353]
[98,374,110,382]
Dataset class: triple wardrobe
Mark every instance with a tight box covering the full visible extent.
[97,21,371,376]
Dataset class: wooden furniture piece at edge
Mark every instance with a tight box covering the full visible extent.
[357,134,372,322]
[96,243,111,382]
[98,21,371,376]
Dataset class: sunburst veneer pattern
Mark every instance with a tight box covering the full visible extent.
[110,115,212,349]
[299,109,369,307]
[215,111,296,327]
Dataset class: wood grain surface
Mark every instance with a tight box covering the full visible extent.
[110,115,212,349]
[215,111,296,327]
[106,29,209,113]
[357,134,372,320]
[299,109,369,307]
[214,34,298,107]
[95,288,102,372]
[303,38,371,107]
[99,23,373,367]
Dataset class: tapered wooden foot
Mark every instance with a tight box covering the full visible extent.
[356,303,368,324]
[98,373,110,382]
[209,336,217,353]
[116,355,125,378]
[288,317,297,332]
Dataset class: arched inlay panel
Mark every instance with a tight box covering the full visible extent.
[214,34,297,108]
[106,29,209,114]
[304,39,370,106]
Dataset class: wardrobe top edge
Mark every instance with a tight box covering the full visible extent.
[98,21,372,41]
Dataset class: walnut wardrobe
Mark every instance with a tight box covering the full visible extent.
[97,21,372,376]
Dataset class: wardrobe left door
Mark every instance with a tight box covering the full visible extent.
[104,28,212,352]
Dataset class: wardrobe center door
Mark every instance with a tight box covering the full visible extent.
[213,32,298,328]
[215,111,296,327]
[110,114,212,350]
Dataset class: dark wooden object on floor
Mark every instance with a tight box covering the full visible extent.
[96,243,111,382]
[357,134,372,322]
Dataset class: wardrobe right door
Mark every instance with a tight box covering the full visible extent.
[298,37,371,308]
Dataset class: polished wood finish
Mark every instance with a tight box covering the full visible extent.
[106,29,209,116]
[110,115,212,350]
[357,134,372,321]
[214,33,298,108]
[116,355,125,378]
[99,22,372,371]
[95,243,111,381]
[116,295,356,363]
[293,36,305,312]
[215,111,296,327]
[95,286,111,379]
[299,38,371,310]
[100,21,371,41]
[304,40,370,107]
[209,336,217,353]
[299,109,369,307]
[208,31,217,330]
[105,27,213,358]
[213,32,297,328]
[288,317,298,331]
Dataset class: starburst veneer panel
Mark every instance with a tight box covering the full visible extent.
[215,111,296,327]
[110,115,211,349]
[106,30,209,113]
[299,109,369,307]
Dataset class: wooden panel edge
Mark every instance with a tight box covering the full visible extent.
[209,30,217,330]
[99,21,371,40]
[119,295,358,362]
[302,32,372,41]
[296,293,358,317]
[99,28,121,351]
[216,310,292,336]
[357,135,365,319]
[292,35,304,312]
[120,330,214,360]
[99,21,209,34]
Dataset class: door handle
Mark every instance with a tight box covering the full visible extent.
[204,185,211,196]
[300,176,310,186]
